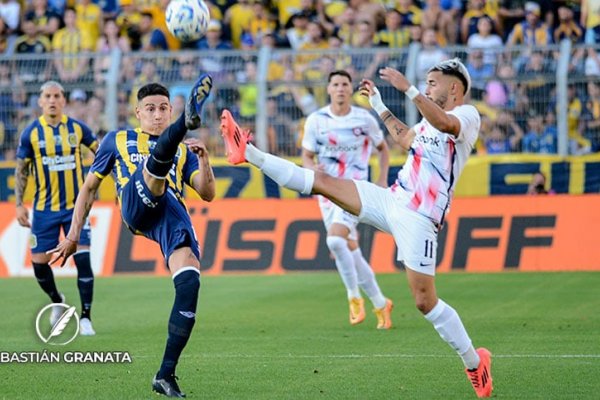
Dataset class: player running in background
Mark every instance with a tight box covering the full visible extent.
[15,80,98,336]
[302,70,393,329]
[49,76,215,398]
[220,59,493,398]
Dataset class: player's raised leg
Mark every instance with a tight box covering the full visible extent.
[220,109,362,215]
[144,75,213,195]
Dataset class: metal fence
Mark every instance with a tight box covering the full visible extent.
[1,41,599,159]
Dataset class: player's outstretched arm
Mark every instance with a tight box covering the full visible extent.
[185,138,216,202]
[360,78,415,151]
[377,67,461,137]
[14,158,32,228]
[47,173,102,266]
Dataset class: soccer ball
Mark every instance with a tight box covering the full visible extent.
[166,0,210,42]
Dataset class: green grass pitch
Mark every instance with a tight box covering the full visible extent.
[1,272,599,399]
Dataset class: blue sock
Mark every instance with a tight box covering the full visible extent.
[73,252,94,320]
[146,113,186,178]
[157,268,200,378]
[32,262,62,303]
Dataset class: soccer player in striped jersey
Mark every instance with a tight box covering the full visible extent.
[49,75,214,398]
[15,80,98,336]
[302,70,393,329]
[220,59,493,398]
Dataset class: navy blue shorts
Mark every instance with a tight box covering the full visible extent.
[120,166,200,264]
[31,209,91,253]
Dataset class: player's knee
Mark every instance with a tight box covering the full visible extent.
[145,155,172,179]
[326,236,347,254]
[414,295,437,315]
[174,269,200,304]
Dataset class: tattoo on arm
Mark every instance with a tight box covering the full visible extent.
[15,159,31,206]
[382,113,394,124]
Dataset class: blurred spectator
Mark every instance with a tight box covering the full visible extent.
[584,48,600,77]
[285,11,310,50]
[460,0,497,44]
[66,88,88,121]
[466,50,494,100]
[295,20,329,77]
[169,56,198,101]
[144,0,182,51]
[266,97,297,156]
[84,95,107,140]
[522,112,556,153]
[415,28,447,92]
[260,31,287,81]
[566,84,591,154]
[350,20,387,79]
[348,0,385,30]
[332,6,356,46]
[14,18,52,83]
[527,172,553,195]
[248,0,278,45]
[273,0,304,28]
[581,0,600,45]
[0,17,8,54]
[24,0,60,39]
[483,110,523,153]
[554,5,583,45]
[196,20,233,79]
[507,2,552,48]
[498,0,552,38]
[116,0,142,50]
[127,59,160,126]
[376,8,410,49]
[237,60,258,123]
[52,8,92,83]
[518,51,553,115]
[93,18,131,84]
[467,16,503,66]
[96,0,119,19]
[484,123,520,154]
[582,81,600,152]
[223,0,253,49]
[138,11,168,51]
[75,0,103,50]
[395,0,422,27]
[0,0,20,35]
[421,0,456,45]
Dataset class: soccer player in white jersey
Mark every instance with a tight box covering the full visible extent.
[302,70,393,329]
[220,58,493,398]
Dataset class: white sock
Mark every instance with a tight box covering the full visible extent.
[424,299,480,369]
[252,149,314,195]
[245,143,266,167]
[352,248,386,309]
[326,236,359,299]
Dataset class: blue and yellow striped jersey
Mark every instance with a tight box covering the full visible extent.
[89,128,200,203]
[16,115,97,212]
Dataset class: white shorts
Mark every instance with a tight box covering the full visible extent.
[318,196,358,240]
[353,180,439,276]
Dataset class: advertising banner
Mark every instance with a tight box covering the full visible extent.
[0,195,598,277]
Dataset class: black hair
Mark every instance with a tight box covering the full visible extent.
[137,83,170,101]
[328,70,352,83]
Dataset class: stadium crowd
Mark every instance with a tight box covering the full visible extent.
[1,0,600,160]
